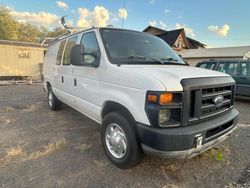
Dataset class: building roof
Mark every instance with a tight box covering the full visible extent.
[186,37,206,49]
[0,39,45,48]
[157,29,183,46]
[179,46,250,59]
[143,26,206,48]
[143,25,166,35]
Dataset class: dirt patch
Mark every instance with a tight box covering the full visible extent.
[238,124,250,128]
[237,164,250,186]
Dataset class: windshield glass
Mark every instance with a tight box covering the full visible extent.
[100,28,185,65]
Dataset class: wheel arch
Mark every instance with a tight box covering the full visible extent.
[101,101,136,124]
[45,81,51,95]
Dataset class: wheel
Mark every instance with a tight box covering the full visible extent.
[47,86,61,111]
[101,111,142,169]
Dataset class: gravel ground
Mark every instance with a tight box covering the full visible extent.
[0,84,249,188]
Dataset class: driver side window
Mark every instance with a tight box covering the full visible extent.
[80,32,100,64]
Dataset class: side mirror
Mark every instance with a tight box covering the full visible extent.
[70,44,84,66]
[70,44,99,67]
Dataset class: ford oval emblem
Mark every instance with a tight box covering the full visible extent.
[213,95,224,107]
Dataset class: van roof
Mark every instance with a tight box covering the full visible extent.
[49,27,148,46]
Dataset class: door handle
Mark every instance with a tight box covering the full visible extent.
[61,76,64,83]
[74,78,77,87]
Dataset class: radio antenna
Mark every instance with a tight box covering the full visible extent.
[121,0,126,28]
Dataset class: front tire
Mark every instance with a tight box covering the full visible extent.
[101,111,142,169]
[48,86,61,111]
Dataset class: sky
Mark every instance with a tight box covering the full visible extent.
[1,0,250,48]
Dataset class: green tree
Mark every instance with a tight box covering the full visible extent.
[0,7,19,40]
[18,23,41,42]
[48,27,67,38]
[0,6,67,43]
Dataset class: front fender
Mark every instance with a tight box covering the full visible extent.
[100,85,150,125]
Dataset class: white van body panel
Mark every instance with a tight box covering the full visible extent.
[43,42,60,91]
[121,65,229,91]
[43,28,231,126]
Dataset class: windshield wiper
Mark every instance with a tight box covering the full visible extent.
[148,57,164,64]
[117,55,164,65]
[160,57,188,65]
[160,57,178,62]
[126,55,146,60]
[116,55,146,66]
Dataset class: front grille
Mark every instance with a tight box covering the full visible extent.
[188,85,234,122]
[201,86,233,117]
[181,77,236,126]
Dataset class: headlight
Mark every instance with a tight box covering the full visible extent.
[159,109,170,125]
[146,91,182,128]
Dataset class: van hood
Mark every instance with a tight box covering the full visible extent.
[122,65,230,91]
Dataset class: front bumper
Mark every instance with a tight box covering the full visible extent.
[137,108,239,159]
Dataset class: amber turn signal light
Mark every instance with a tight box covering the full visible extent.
[159,93,173,105]
[147,94,157,103]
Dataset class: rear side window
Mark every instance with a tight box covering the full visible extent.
[62,36,78,65]
[240,62,250,76]
[218,62,238,75]
[199,62,216,70]
[56,40,66,65]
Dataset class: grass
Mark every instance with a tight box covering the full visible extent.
[29,138,66,160]
[0,139,66,168]
[202,146,228,161]
[162,184,179,188]
[225,183,245,188]
[0,146,23,167]
[93,160,108,168]
[4,107,15,113]
[0,116,13,125]
[6,145,23,157]
[74,143,91,152]
[23,104,39,112]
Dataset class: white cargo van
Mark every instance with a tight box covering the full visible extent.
[43,28,239,169]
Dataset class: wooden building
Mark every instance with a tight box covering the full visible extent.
[0,40,46,80]
[143,26,206,51]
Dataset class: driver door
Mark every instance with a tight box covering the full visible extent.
[72,31,102,121]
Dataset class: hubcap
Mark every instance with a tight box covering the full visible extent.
[105,123,127,159]
[48,91,53,107]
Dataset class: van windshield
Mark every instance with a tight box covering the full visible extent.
[100,28,185,65]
